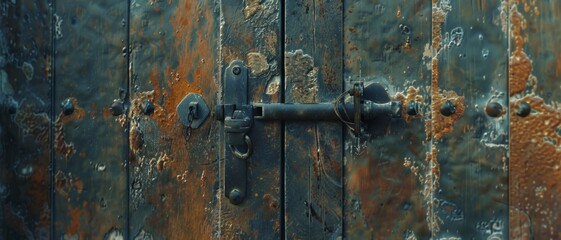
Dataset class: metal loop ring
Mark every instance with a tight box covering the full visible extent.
[229,135,252,160]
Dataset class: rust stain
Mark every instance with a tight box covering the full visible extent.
[54,171,83,200]
[506,1,561,239]
[54,113,76,159]
[130,0,217,238]
[54,97,86,159]
[403,2,466,236]
[393,86,424,123]
[65,206,82,237]
[14,104,50,145]
[508,3,532,96]
[349,154,425,239]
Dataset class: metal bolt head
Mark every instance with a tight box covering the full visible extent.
[5,97,17,114]
[232,66,241,75]
[229,189,243,205]
[60,98,75,116]
[406,101,418,116]
[440,100,456,117]
[110,100,124,116]
[143,100,155,115]
[484,101,504,118]
[515,101,531,117]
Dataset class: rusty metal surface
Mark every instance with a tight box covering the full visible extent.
[344,0,508,238]
[218,0,282,238]
[129,0,219,239]
[344,1,432,238]
[507,1,561,239]
[0,1,52,239]
[284,0,343,239]
[53,0,129,238]
[2,0,561,239]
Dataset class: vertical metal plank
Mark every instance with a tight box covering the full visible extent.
[343,0,432,238]
[345,0,509,237]
[218,1,282,239]
[53,1,129,238]
[507,1,561,239]
[128,0,219,238]
[0,1,52,239]
[284,0,343,238]
[429,0,508,238]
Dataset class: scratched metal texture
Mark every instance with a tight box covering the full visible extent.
[53,0,129,238]
[344,0,508,239]
[219,0,283,238]
[284,0,344,239]
[129,0,219,239]
[0,1,52,239]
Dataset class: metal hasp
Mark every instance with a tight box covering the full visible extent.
[219,60,252,205]
[217,60,402,205]
[177,93,210,129]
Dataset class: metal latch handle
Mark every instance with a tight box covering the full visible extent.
[218,60,402,205]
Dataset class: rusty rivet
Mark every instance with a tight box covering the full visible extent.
[110,100,124,116]
[232,66,241,75]
[440,100,456,117]
[142,100,155,115]
[229,189,243,205]
[484,101,504,118]
[515,101,531,117]
[60,98,74,116]
[406,101,418,116]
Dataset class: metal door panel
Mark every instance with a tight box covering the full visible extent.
[218,0,283,238]
[129,0,219,238]
[283,0,344,239]
[0,1,52,239]
[344,0,508,238]
[53,0,129,238]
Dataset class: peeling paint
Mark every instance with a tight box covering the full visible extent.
[247,52,269,76]
[285,50,318,103]
[266,76,280,95]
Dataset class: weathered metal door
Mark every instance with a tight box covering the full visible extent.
[1,0,561,239]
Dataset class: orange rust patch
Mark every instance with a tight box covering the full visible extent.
[65,206,82,236]
[54,113,76,159]
[510,96,561,238]
[507,1,561,238]
[55,97,86,159]
[14,104,50,145]
[135,0,217,239]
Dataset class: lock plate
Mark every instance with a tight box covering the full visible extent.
[177,93,209,129]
